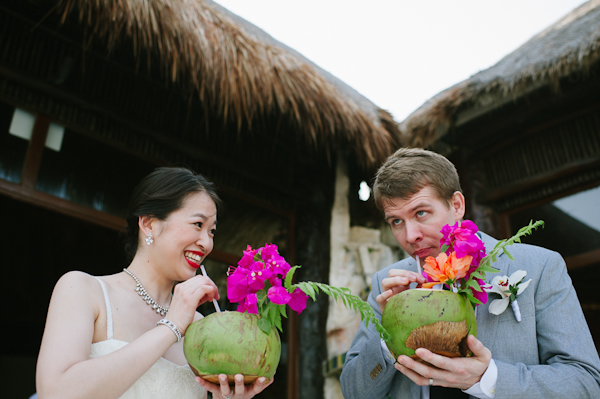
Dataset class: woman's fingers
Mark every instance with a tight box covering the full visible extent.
[219,374,232,397]
[167,276,219,332]
[250,376,273,394]
[195,374,273,398]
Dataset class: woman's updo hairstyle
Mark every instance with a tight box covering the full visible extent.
[122,167,221,261]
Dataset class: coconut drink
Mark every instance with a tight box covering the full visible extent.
[184,243,390,384]
[381,219,544,363]
[382,288,477,361]
[184,311,281,384]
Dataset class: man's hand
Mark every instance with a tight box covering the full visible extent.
[376,269,426,312]
[393,335,491,390]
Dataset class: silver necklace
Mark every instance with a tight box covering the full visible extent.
[123,268,169,316]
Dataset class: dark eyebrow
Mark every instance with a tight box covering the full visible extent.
[191,212,217,225]
[384,215,398,222]
[410,201,432,212]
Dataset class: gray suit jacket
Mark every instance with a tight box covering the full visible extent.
[340,233,600,398]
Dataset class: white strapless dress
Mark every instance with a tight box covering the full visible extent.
[91,278,205,399]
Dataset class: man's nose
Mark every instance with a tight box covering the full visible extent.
[405,221,423,243]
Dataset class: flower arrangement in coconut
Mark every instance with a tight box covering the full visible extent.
[184,243,391,383]
[381,219,545,361]
[421,219,545,308]
[227,243,390,339]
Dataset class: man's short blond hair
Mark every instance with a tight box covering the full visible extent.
[373,148,462,210]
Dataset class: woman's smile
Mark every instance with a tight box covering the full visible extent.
[184,250,204,269]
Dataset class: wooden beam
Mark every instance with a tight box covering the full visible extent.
[0,178,126,231]
[481,157,600,204]
[21,114,49,190]
[566,249,600,271]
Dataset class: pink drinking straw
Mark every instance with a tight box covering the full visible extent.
[200,265,221,312]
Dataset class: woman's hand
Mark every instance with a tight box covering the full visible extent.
[376,269,425,312]
[196,374,274,398]
[165,275,219,335]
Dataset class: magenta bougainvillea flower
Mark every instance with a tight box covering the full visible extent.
[423,220,492,306]
[227,243,393,339]
[237,292,258,314]
[441,220,486,266]
[226,244,310,334]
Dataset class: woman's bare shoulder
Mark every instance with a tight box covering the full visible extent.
[54,270,99,290]
[49,271,106,305]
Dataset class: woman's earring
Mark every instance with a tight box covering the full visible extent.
[145,232,154,246]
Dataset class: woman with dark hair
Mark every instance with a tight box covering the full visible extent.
[36,167,272,399]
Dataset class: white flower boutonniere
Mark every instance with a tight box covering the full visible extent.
[485,270,531,322]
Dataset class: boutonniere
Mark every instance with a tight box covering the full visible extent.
[486,270,531,322]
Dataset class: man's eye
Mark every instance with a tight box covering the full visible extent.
[392,219,402,226]
[416,211,427,217]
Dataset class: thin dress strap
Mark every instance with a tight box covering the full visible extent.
[94,277,114,340]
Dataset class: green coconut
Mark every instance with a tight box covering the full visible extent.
[381,289,477,361]
[183,311,281,384]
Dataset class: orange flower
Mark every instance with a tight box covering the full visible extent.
[422,252,473,288]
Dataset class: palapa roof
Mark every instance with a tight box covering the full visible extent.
[52,0,400,169]
[401,0,600,148]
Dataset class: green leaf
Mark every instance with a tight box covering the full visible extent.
[285,266,300,289]
[466,278,482,292]
[298,282,317,301]
[295,281,391,342]
[274,312,283,332]
[267,303,278,325]
[256,290,267,307]
[258,316,272,335]
[504,248,514,261]
[279,304,287,319]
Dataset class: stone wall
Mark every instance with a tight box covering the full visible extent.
[323,158,402,399]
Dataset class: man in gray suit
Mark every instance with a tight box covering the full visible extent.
[340,148,600,398]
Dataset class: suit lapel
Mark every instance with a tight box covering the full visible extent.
[475,233,505,351]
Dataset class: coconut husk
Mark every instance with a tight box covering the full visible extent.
[405,320,473,364]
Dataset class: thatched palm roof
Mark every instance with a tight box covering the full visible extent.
[53,0,400,168]
[401,0,600,148]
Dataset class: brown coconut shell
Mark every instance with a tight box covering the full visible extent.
[404,320,472,365]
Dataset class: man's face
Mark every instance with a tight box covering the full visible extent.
[382,186,465,264]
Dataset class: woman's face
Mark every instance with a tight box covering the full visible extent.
[151,191,217,280]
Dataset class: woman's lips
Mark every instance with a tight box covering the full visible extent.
[184,251,204,269]
[185,258,200,269]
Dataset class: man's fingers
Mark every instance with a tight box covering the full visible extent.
[467,335,491,360]
[376,289,394,312]
[394,356,431,386]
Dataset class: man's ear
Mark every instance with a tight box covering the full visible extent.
[451,191,466,221]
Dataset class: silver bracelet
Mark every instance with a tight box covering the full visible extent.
[156,319,182,343]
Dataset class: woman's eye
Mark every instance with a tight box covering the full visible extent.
[392,219,402,226]
[209,229,216,237]
[194,222,203,228]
